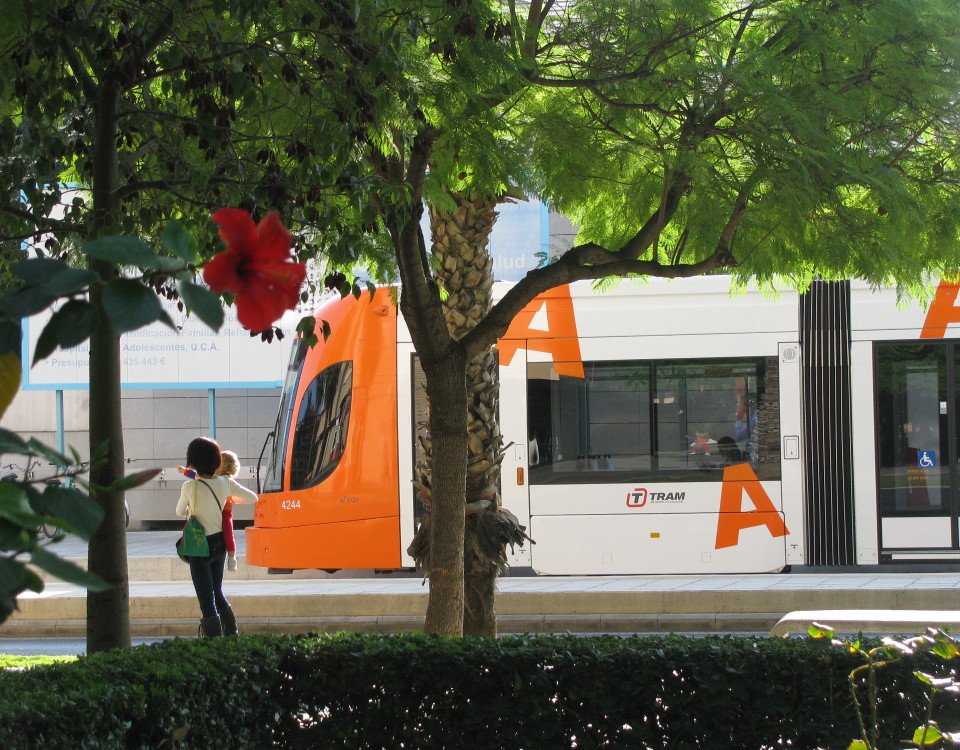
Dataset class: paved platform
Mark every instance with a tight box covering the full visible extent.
[3,532,960,638]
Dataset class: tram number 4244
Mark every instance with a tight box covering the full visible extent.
[277,497,358,509]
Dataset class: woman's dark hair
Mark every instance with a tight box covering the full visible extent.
[186,437,221,476]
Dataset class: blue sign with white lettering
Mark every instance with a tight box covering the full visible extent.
[918,450,937,469]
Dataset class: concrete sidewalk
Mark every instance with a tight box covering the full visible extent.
[3,532,960,638]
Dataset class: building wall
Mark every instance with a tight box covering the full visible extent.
[1,386,279,529]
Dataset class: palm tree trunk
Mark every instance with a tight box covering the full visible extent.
[408,192,528,636]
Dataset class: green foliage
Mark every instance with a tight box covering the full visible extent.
[0,653,75,669]
[0,427,108,623]
[0,228,222,361]
[522,0,960,294]
[810,624,960,750]
[2,633,959,749]
[271,632,955,748]
[0,635,287,749]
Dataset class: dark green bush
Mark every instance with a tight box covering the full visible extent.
[273,633,960,749]
[0,635,287,749]
[0,633,957,749]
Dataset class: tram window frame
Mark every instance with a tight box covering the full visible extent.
[527,356,780,485]
[289,360,354,491]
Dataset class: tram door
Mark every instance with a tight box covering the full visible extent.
[875,342,960,557]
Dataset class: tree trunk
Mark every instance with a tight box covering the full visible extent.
[86,83,131,653]
[409,192,528,636]
[420,346,469,635]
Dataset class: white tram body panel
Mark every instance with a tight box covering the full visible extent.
[400,277,804,574]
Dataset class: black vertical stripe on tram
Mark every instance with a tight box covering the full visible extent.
[800,280,855,566]
[949,346,959,549]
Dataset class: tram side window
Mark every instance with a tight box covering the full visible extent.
[528,356,780,484]
[875,344,949,517]
[289,361,353,490]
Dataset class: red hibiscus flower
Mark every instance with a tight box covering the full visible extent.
[204,209,307,333]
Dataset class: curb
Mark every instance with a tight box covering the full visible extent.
[0,612,785,638]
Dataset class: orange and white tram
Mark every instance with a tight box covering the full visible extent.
[246,276,960,574]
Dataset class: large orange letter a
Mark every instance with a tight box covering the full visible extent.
[921,280,960,339]
[498,285,585,378]
[715,464,789,549]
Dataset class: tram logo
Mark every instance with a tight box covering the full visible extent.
[626,488,648,507]
[626,489,685,508]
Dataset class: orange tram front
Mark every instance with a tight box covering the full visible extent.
[245,289,400,571]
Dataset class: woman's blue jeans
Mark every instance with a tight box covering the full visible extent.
[188,532,230,618]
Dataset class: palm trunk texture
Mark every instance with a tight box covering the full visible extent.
[407,193,529,636]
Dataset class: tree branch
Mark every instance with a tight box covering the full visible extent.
[461,246,733,360]
[0,205,88,236]
[58,38,99,100]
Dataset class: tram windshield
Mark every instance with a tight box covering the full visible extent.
[262,338,308,492]
[527,356,781,484]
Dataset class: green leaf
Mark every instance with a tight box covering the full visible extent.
[91,440,110,465]
[0,557,34,622]
[161,220,199,263]
[0,482,46,529]
[102,279,174,334]
[36,484,103,538]
[913,723,944,745]
[808,623,834,639]
[0,319,20,356]
[295,316,316,337]
[178,280,224,331]
[154,256,190,274]
[846,741,869,750]
[0,556,36,593]
[83,236,161,269]
[12,257,67,285]
[0,286,55,318]
[0,428,30,454]
[932,639,960,659]
[41,267,98,296]
[32,300,97,364]
[29,546,111,592]
[24,438,70,469]
[105,468,162,493]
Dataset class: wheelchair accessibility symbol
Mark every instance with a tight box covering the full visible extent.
[918,451,937,469]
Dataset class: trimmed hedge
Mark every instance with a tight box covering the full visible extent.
[273,633,960,749]
[0,635,288,749]
[1,633,957,748]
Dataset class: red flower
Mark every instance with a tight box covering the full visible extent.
[204,209,306,333]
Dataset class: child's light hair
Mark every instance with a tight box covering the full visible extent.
[218,450,240,477]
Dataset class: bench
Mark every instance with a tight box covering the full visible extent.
[769,610,960,637]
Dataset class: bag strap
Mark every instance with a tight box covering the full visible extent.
[197,479,223,513]
[188,483,197,518]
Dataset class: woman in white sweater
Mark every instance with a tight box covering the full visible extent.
[176,437,258,636]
